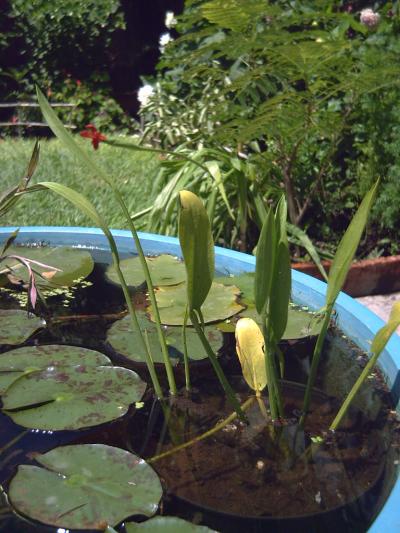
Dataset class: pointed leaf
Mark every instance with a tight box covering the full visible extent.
[326,180,379,306]
[371,301,400,356]
[235,318,267,393]
[255,208,276,314]
[269,241,291,341]
[178,190,214,311]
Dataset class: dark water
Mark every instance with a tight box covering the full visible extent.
[0,251,398,533]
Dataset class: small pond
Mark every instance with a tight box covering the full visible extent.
[0,245,398,533]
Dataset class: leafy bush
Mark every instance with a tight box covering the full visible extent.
[139,0,400,256]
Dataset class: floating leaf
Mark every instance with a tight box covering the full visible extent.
[106,255,186,289]
[0,309,44,344]
[235,318,267,393]
[126,516,216,532]
[215,272,254,303]
[178,190,214,311]
[0,345,111,394]
[226,306,324,340]
[8,444,162,530]
[149,282,244,325]
[3,365,146,430]
[0,246,94,289]
[107,312,222,364]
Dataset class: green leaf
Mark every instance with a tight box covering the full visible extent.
[8,444,162,529]
[0,245,94,289]
[149,282,244,325]
[269,241,291,341]
[0,309,43,344]
[254,208,275,314]
[3,364,146,430]
[126,516,216,532]
[235,318,267,393]
[371,301,400,357]
[287,223,328,282]
[178,190,214,311]
[0,345,111,394]
[107,312,222,364]
[106,255,186,289]
[326,180,379,307]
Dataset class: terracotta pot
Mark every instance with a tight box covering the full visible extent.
[292,255,400,297]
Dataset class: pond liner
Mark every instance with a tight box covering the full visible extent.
[0,225,399,532]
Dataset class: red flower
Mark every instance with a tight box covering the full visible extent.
[80,124,107,150]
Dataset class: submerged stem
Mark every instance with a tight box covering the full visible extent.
[189,310,246,421]
[149,396,255,464]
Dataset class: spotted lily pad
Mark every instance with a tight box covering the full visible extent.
[8,444,162,530]
[0,345,111,394]
[107,312,223,365]
[0,309,44,344]
[0,245,94,289]
[126,516,216,532]
[149,282,244,326]
[106,254,186,289]
[2,364,146,430]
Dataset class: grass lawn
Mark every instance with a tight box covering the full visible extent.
[0,137,161,230]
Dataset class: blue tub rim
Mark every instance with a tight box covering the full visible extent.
[0,225,399,532]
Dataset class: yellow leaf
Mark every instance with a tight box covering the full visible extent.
[235,318,267,393]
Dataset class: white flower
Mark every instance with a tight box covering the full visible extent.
[360,8,380,28]
[159,32,173,52]
[165,11,177,29]
[137,84,154,107]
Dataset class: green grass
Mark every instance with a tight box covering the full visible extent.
[0,137,161,230]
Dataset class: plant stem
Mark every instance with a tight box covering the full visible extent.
[182,308,191,392]
[300,305,332,427]
[189,310,246,421]
[114,189,177,395]
[261,314,284,419]
[329,350,380,432]
[148,396,255,463]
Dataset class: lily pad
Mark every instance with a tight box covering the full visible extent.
[2,364,146,430]
[0,309,44,344]
[126,516,216,532]
[0,345,111,394]
[106,254,186,289]
[216,272,255,304]
[107,312,223,364]
[8,444,162,530]
[0,245,94,289]
[222,306,324,340]
[149,282,244,325]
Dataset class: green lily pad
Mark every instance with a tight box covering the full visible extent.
[149,282,244,326]
[106,254,186,289]
[216,272,255,304]
[222,306,324,340]
[2,364,146,430]
[8,444,162,530]
[107,312,223,364]
[0,345,111,394]
[0,245,94,289]
[0,309,44,344]
[126,516,216,532]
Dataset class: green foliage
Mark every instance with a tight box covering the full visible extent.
[141,0,400,254]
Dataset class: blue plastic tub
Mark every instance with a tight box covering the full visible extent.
[0,226,399,532]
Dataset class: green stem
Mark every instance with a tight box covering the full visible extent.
[329,350,381,432]
[300,305,332,428]
[114,189,177,395]
[190,310,246,421]
[182,307,191,392]
[149,396,255,463]
[261,313,284,419]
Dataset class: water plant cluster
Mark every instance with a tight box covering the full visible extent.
[0,91,399,531]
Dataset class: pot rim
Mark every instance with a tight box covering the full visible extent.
[0,225,399,531]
